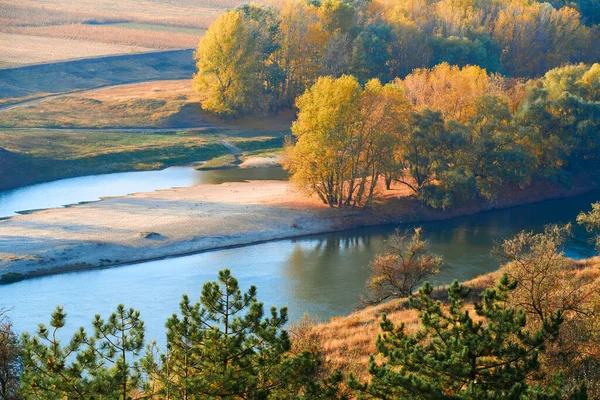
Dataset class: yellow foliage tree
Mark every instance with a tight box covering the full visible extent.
[193,11,263,117]
[400,63,491,122]
[283,75,410,208]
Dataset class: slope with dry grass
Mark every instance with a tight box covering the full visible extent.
[0,80,296,130]
[310,258,599,384]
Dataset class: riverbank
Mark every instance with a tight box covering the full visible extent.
[0,176,597,283]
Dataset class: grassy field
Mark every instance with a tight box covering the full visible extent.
[0,50,195,101]
[0,129,287,190]
[0,80,296,130]
[0,79,292,190]
[0,0,244,64]
[0,32,152,65]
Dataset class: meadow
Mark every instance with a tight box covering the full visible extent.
[0,0,244,65]
[0,78,291,190]
[0,129,285,190]
[0,80,295,130]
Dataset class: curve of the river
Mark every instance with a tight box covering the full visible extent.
[0,166,288,218]
[1,187,598,344]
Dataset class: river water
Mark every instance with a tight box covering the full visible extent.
[0,166,288,218]
[0,169,598,344]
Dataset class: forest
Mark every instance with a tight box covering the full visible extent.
[194,0,600,208]
[194,0,600,117]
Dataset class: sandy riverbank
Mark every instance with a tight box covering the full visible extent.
[0,178,597,282]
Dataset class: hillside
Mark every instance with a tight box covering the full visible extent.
[0,49,196,103]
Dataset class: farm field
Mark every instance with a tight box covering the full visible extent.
[0,32,152,65]
[0,0,244,65]
[0,80,295,131]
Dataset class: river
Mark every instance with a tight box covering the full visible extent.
[0,166,288,218]
[0,170,598,344]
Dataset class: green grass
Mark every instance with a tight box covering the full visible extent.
[0,129,287,190]
[195,154,239,170]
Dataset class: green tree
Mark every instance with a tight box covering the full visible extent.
[193,11,264,117]
[394,108,465,207]
[350,275,567,399]
[148,269,344,399]
[20,305,145,399]
[20,307,100,398]
[460,95,531,199]
[92,304,145,399]
[361,227,444,306]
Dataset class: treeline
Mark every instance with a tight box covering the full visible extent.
[4,205,600,398]
[193,0,600,117]
[284,63,600,208]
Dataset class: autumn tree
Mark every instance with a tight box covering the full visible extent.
[350,275,568,399]
[495,224,600,397]
[401,63,492,123]
[492,2,590,77]
[361,227,444,306]
[193,10,265,117]
[578,202,600,249]
[284,75,410,208]
[0,310,21,399]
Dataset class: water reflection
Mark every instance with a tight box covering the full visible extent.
[0,189,599,344]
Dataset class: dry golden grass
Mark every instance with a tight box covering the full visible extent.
[0,32,151,64]
[311,258,600,382]
[0,80,194,128]
[0,80,295,132]
[0,0,244,30]
[0,0,247,64]
[5,24,201,49]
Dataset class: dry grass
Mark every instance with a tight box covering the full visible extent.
[0,32,151,64]
[0,0,244,30]
[0,80,295,132]
[5,24,201,49]
[311,258,600,382]
[0,80,195,128]
[0,0,247,64]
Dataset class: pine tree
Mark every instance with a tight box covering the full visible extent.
[350,274,569,399]
[150,269,344,399]
[20,306,99,398]
[20,305,146,399]
[92,304,145,399]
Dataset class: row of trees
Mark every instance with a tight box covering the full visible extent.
[193,0,599,117]
[284,63,600,208]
